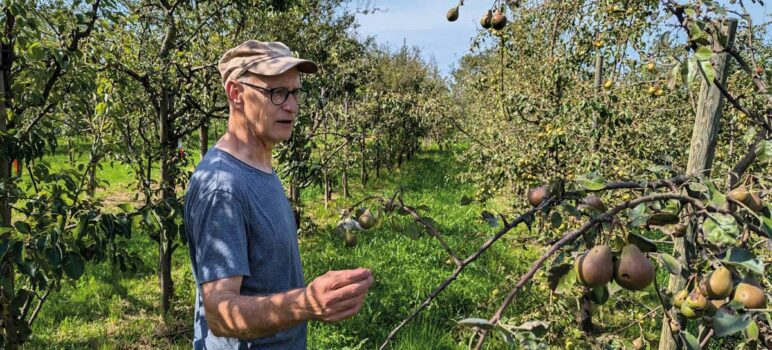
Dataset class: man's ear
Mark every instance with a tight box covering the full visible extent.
[225,81,243,106]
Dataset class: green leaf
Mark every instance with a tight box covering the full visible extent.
[703,214,739,246]
[550,212,562,229]
[681,331,701,350]
[577,175,605,191]
[712,310,751,337]
[73,215,88,238]
[481,211,498,227]
[512,321,549,337]
[755,140,772,163]
[688,182,708,194]
[62,253,85,280]
[546,263,572,293]
[695,46,712,61]
[722,248,765,275]
[689,22,704,39]
[659,253,681,275]
[589,285,609,305]
[628,232,657,253]
[117,203,134,213]
[687,58,698,85]
[700,60,715,83]
[457,318,495,330]
[555,266,576,295]
[680,59,690,87]
[13,221,30,234]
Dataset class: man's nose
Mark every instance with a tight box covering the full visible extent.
[281,96,298,113]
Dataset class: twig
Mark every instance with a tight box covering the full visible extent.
[397,198,461,267]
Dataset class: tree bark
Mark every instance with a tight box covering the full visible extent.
[659,19,737,350]
[199,123,208,159]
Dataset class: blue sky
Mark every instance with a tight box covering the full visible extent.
[352,1,770,78]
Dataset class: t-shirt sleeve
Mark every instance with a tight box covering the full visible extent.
[191,189,250,284]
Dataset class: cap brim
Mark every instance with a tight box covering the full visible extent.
[246,57,319,76]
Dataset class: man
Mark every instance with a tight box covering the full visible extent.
[184,40,374,349]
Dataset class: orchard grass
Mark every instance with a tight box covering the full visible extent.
[25,144,729,349]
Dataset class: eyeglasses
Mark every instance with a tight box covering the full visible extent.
[238,81,306,105]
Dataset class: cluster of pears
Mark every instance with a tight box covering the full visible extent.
[727,184,765,212]
[479,9,508,30]
[575,244,655,291]
[673,267,766,320]
[446,3,508,31]
[345,209,377,247]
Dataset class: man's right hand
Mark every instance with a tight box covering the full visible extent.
[302,268,373,322]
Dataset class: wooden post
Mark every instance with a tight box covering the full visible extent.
[658,18,737,350]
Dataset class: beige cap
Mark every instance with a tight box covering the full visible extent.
[218,40,319,85]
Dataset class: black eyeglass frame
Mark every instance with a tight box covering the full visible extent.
[238,81,306,106]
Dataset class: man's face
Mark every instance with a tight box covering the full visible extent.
[235,69,302,146]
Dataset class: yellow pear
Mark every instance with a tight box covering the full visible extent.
[733,278,766,309]
[705,267,733,299]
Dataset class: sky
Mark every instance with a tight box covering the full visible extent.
[352,1,771,78]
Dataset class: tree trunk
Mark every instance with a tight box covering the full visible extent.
[360,133,367,185]
[158,87,175,315]
[0,42,17,348]
[375,142,381,178]
[658,19,736,350]
[199,123,209,159]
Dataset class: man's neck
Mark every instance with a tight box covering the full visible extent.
[214,129,274,174]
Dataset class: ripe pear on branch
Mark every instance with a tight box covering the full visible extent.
[446,5,459,22]
[527,185,548,207]
[704,266,733,300]
[480,10,492,29]
[614,244,655,291]
[574,244,613,288]
[358,208,377,229]
[733,278,767,309]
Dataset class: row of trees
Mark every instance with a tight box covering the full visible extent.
[373,0,770,349]
[0,0,452,347]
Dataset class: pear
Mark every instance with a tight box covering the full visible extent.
[727,185,750,204]
[672,289,689,308]
[614,244,655,291]
[344,229,357,247]
[705,267,733,299]
[357,209,377,229]
[733,278,766,309]
[669,319,681,333]
[680,303,700,318]
[746,192,764,212]
[581,195,606,212]
[491,10,507,30]
[480,10,492,29]
[574,245,614,288]
[527,185,548,207]
[686,289,708,310]
[446,6,459,22]
[632,337,644,350]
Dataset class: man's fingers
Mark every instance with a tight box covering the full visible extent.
[328,268,372,290]
[324,295,367,322]
[330,276,373,302]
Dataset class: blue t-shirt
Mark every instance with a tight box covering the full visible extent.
[184,147,306,349]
